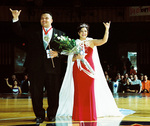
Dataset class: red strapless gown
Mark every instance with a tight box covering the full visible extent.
[72,46,97,121]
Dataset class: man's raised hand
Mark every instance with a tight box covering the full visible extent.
[9,8,21,20]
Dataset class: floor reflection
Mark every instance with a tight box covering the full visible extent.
[15,116,150,126]
[42,116,124,126]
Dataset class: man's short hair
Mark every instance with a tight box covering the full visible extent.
[40,11,53,18]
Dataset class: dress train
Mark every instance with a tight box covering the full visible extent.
[56,38,134,117]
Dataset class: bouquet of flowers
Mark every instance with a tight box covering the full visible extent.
[54,34,81,55]
[54,34,95,78]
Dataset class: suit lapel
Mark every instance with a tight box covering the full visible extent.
[51,28,55,43]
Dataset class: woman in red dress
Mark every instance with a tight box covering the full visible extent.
[72,22,111,121]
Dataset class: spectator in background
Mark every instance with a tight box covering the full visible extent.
[105,74,112,93]
[21,74,30,93]
[131,74,142,93]
[112,73,122,93]
[124,78,138,93]
[116,73,121,82]
[4,74,21,93]
[118,75,125,93]
[140,73,144,82]
[8,74,21,86]
[130,66,137,75]
[124,73,131,83]
[125,58,132,74]
[112,76,119,93]
[5,78,22,94]
[122,65,127,75]
[105,74,111,83]
[129,74,134,81]
[141,75,150,93]
[105,64,113,77]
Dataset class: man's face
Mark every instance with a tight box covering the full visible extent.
[144,75,148,81]
[40,13,53,28]
[12,75,16,80]
[134,75,137,80]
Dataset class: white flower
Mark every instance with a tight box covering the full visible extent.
[57,37,61,40]
[61,36,65,40]
[54,34,58,37]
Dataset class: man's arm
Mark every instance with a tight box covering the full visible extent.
[10,8,25,39]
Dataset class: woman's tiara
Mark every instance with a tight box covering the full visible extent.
[80,23,88,28]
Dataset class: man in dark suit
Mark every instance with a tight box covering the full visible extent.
[10,8,65,123]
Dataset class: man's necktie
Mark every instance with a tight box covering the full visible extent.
[43,27,52,49]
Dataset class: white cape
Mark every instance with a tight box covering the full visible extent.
[56,38,123,117]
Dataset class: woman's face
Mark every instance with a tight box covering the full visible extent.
[14,81,18,85]
[78,27,88,40]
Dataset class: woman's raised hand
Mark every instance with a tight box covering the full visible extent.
[103,21,111,30]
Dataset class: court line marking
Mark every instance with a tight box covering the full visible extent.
[0,116,35,121]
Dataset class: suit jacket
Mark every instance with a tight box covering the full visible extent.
[12,21,65,74]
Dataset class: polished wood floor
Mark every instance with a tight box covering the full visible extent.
[0,93,150,126]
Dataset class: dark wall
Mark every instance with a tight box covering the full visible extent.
[1,21,150,92]
[1,21,150,66]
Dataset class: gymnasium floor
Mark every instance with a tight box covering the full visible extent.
[0,93,150,126]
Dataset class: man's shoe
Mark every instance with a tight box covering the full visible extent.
[48,117,55,122]
[35,117,44,124]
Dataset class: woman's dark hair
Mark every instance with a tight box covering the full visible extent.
[12,80,19,88]
[77,23,89,32]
